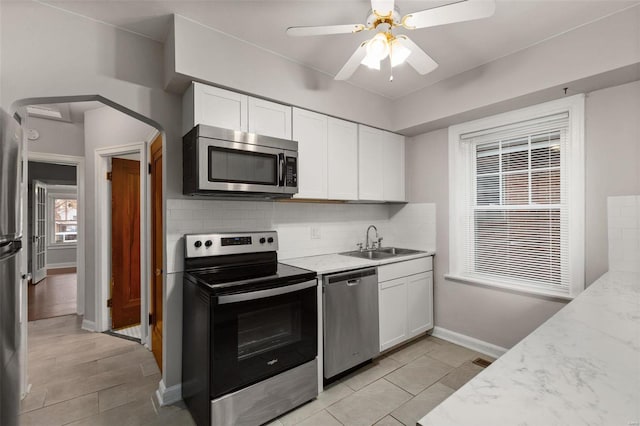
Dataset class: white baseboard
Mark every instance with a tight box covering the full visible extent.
[431,326,508,359]
[81,319,96,332]
[46,262,77,269]
[155,380,182,406]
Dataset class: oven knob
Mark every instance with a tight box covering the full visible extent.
[194,240,202,248]
[259,237,266,244]
[205,240,213,248]
[267,237,274,243]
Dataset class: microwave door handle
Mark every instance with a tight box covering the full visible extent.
[278,153,285,187]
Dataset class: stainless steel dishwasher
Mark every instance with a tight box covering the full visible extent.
[323,267,379,379]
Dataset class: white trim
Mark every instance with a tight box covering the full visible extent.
[444,274,574,301]
[81,319,96,332]
[28,152,85,315]
[448,94,586,298]
[46,262,77,269]
[431,326,508,360]
[95,143,149,334]
[155,380,182,406]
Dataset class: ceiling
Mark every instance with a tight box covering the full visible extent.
[35,0,640,99]
[28,101,105,123]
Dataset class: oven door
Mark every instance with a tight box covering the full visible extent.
[210,279,317,398]
[198,137,286,194]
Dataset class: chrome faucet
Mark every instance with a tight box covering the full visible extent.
[365,225,379,250]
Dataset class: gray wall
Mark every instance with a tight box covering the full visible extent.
[406,80,640,349]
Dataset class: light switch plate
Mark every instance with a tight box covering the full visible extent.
[310,227,321,239]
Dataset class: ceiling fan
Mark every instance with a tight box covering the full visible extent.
[286,0,495,81]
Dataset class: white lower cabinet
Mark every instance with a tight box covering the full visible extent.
[379,257,433,352]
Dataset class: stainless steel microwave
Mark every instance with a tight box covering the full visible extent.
[183,125,298,198]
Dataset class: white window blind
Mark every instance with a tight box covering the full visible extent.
[448,96,585,298]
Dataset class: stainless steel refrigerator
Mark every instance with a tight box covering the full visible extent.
[0,108,23,426]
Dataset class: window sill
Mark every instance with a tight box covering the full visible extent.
[47,244,77,250]
[444,273,575,301]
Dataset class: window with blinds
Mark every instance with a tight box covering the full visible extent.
[448,96,585,298]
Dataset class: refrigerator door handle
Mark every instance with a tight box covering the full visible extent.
[0,240,21,262]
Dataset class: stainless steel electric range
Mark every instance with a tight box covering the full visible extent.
[182,231,318,426]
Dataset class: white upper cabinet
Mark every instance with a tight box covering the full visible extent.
[293,108,328,199]
[182,82,248,136]
[327,117,358,200]
[358,125,384,201]
[358,125,405,202]
[382,132,405,202]
[248,97,292,140]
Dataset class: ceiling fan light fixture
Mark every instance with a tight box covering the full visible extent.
[390,38,411,67]
[361,54,381,70]
[366,32,390,61]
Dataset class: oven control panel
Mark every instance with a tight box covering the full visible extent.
[185,231,278,258]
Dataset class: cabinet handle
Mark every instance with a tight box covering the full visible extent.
[347,279,360,286]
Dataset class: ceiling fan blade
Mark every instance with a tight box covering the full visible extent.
[371,0,395,17]
[396,36,438,75]
[334,41,369,80]
[401,0,495,30]
[286,24,365,37]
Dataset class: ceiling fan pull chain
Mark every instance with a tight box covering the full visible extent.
[389,38,393,81]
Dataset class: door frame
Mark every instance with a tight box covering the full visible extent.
[94,139,153,344]
[27,152,86,315]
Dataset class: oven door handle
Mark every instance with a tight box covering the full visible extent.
[217,279,317,304]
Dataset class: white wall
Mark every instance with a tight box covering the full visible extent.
[392,6,640,135]
[167,15,392,131]
[585,81,640,284]
[608,195,640,273]
[405,80,640,349]
[84,106,155,323]
[25,116,84,157]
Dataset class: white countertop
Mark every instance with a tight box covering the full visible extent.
[280,251,435,275]
[418,270,640,426]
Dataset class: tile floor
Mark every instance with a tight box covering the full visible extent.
[21,315,491,426]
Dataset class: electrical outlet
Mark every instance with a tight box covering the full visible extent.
[310,227,321,239]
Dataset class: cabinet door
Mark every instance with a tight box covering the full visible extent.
[327,117,358,200]
[382,132,405,202]
[379,278,407,352]
[406,272,433,338]
[358,125,384,201]
[248,97,292,140]
[293,108,328,199]
[191,82,248,132]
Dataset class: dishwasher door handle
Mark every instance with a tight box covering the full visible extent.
[346,279,360,286]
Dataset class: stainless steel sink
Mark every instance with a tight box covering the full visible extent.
[376,247,423,256]
[340,247,424,260]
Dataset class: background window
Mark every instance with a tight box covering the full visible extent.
[50,195,77,245]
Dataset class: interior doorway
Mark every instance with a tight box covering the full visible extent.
[26,158,83,322]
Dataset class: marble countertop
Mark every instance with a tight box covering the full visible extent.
[280,250,435,275]
[419,271,640,426]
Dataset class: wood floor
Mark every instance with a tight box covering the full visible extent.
[20,314,491,426]
[20,315,193,426]
[28,271,78,321]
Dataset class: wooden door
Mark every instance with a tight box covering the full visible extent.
[32,180,47,284]
[150,135,163,370]
[110,158,141,330]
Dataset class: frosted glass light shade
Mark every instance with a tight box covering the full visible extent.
[390,39,411,67]
[366,32,390,61]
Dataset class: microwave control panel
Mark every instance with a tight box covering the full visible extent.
[285,156,297,187]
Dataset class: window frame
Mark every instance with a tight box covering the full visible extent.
[47,186,78,249]
[447,95,585,299]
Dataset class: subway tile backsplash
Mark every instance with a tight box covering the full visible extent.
[166,199,436,273]
[607,195,640,273]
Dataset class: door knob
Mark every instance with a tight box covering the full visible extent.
[155,269,163,276]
